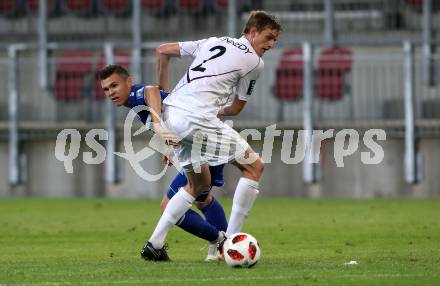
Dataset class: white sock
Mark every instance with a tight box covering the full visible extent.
[149,188,195,248]
[226,177,260,237]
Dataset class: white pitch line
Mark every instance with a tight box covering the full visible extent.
[7,273,437,286]
[342,273,434,278]
[4,275,290,286]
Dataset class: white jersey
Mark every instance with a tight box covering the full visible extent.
[163,36,264,118]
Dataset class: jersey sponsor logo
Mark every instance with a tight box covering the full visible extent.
[221,37,252,54]
[247,80,256,95]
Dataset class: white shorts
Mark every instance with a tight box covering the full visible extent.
[162,105,249,171]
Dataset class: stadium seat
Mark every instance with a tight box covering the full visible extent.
[55,50,93,102]
[405,0,440,12]
[142,0,168,14]
[405,0,422,10]
[176,0,204,13]
[0,0,23,17]
[95,50,130,100]
[62,0,94,16]
[142,0,165,10]
[26,0,57,15]
[99,0,131,16]
[274,48,304,101]
[316,47,352,101]
[213,0,249,12]
[214,0,228,9]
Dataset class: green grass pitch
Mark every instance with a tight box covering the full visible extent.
[0,198,439,285]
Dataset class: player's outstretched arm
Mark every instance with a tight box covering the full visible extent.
[156,43,180,92]
[218,96,247,116]
[145,85,179,145]
[144,86,162,124]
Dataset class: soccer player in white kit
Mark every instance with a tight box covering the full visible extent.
[141,11,281,261]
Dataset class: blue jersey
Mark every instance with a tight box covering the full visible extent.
[126,84,169,125]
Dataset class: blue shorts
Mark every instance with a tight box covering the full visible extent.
[166,164,225,202]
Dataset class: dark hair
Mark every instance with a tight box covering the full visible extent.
[99,64,130,80]
[243,11,281,34]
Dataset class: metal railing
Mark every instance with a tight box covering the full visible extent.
[2,43,440,125]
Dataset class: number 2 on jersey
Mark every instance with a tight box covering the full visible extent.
[191,45,226,73]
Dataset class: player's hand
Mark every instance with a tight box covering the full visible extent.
[163,146,175,166]
[152,122,179,146]
[163,154,173,166]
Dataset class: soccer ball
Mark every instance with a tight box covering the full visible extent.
[223,232,261,268]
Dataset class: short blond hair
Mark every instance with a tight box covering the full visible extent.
[243,11,281,34]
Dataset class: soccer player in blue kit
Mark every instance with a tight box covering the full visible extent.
[99,65,227,261]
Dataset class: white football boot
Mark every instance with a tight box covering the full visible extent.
[205,231,226,262]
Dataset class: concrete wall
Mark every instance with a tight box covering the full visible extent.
[1,135,439,198]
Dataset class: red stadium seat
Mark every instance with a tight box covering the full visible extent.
[274,48,304,101]
[316,47,352,101]
[405,0,422,13]
[99,0,131,15]
[26,0,57,15]
[142,0,167,13]
[0,0,22,17]
[405,0,422,8]
[215,0,230,9]
[177,0,204,13]
[55,50,93,102]
[405,0,440,12]
[62,0,94,15]
[95,50,131,100]
[214,0,249,12]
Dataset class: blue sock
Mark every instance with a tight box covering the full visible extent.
[176,209,219,242]
[198,197,228,232]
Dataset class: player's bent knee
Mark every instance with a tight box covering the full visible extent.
[192,176,212,196]
[194,195,212,209]
[195,183,212,196]
[255,158,264,174]
[184,184,210,199]
[250,158,265,179]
